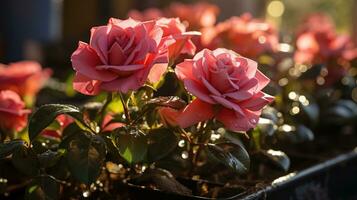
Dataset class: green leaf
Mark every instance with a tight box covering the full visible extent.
[261,149,290,171]
[257,117,277,136]
[29,104,84,141]
[0,140,26,158]
[323,100,357,125]
[145,96,186,110]
[147,128,178,163]
[299,64,324,80]
[113,129,148,164]
[26,176,60,200]
[37,149,66,168]
[278,124,314,143]
[12,146,39,176]
[206,142,250,174]
[66,133,106,184]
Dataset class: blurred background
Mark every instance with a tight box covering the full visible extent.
[0,0,355,80]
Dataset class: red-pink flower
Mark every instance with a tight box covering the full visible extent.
[202,14,279,59]
[101,114,125,132]
[71,18,164,95]
[128,8,164,21]
[297,13,335,36]
[158,107,180,127]
[168,2,219,30]
[0,61,52,98]
[175,48,274,132]
[41,114,124,139]
[148,17,200,82]
[0,90,31,132]
[294,13,357,86]
[295,31,356,64]
[295,13,357,64]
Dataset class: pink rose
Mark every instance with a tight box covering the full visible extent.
[128,8,164,21]
[101,114,125,132]
[295,32,356,64]
[175,48,274,132]
[168,2,219,30]
[0,61,52,99]
[148,17,200,82]
[41,114,124,139]
[297,13,335,36]
[202,14,279,59]
[0,90,31,132]
[71,18,164,95]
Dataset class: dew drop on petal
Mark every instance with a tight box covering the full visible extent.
[86,83,94,93]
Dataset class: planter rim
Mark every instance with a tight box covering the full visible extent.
[242,147,357,200]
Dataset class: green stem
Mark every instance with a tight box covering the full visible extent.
[99,93,113,128]
[119,93,131,123]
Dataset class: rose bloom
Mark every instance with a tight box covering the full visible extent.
[168,2,219,30]
[72,17,199,95]
[175,48,274,132]
[296,13,335,36]
[202,14,279,59]
[0,61,52,99]
[71,18,164,95]
[148,17,200,82]
[0,90,31,132]
[294,13,357,85]
[41,114,124,139]
[128,8,164,21]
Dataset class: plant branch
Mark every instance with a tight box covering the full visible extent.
[99,93,113,127]
[119,93,131,123]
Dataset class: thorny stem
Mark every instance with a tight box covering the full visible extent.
[99,93,113,128]
[190,119,214,176]
[119,92,131,123]
[129,107,150,126]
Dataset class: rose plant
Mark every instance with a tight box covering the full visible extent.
[0,2,356,199]
[0,14,275,198]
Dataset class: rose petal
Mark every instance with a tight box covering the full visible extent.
[216,108,260,132]
[183,79,215,104]
[73,72,101,95]
[239,91,274,111]
[71,42,118,82]
[108,42,126,65]
[148,63,168,83]
[177,99,214,128]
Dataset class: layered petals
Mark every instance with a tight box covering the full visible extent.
[175,48,274,132]
[0,61,52,99]
[0,90,31,132]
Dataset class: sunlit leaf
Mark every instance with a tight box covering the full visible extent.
[66,132,106,184]
[261,149,290,171]
[147,128,178,162]
[113,129,148,164]
[37,149,66,168]
[29,104,84,141]
[206,142,250,174]
[0,140,26,158]
[26,175,60,200]
[145,96,186,110]
[12,146,39,176]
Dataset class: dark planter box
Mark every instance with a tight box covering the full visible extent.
[243,149,357,200]
[128,149,357,199]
